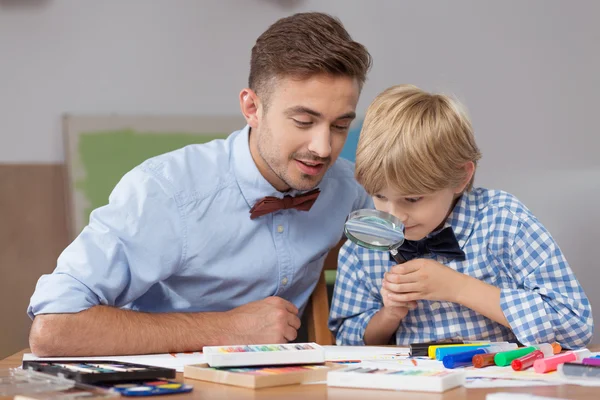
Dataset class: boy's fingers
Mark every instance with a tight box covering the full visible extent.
[385,272,418,284]
[387,292,421,303]
[384,282,420,293]
[389,263,421,275]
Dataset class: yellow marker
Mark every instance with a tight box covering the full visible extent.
[427,343,489,359]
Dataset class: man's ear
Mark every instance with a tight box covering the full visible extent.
[455,161,475,194]
[239,88,261,129]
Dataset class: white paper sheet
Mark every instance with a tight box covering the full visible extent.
[322,345,409,361]
[22,352,205,373]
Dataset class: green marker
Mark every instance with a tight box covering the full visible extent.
[494,347,536,367]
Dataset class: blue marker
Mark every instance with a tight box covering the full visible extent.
[436,342,517,360]
[443,348,487,369]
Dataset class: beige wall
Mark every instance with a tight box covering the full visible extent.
[0,165,69,359]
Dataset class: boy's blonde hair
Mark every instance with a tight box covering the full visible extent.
[355,84,482,195]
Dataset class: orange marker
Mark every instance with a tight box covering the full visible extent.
[472,353,498,368]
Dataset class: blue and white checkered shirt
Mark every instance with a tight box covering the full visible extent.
[329,188,593,349]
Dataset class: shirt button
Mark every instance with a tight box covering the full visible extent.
[430,302,441,310]
[277,225,284,233]
[282,277,288,286]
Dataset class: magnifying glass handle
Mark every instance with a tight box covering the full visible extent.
[390,249,407,264]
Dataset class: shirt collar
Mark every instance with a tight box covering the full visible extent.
[445,190,480,249]
[231,125,316,210]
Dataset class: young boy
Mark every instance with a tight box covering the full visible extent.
[328,84,593,349]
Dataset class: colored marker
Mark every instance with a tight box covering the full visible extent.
[494,347,536,367]
[428,342,504,359]
[533,349,591,373]
[511,350,544,371]
[550,342,562,354]
[443,349,487,369]
[409,340,464,357]
[435,343,517,361]
[472,352,499,368]
[531,343,556,357]
[581,357,600,367]
[558,362,600,379]
[331,360,362,364]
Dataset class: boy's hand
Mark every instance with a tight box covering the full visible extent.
[383,259,466,303]
[380,285,416,321]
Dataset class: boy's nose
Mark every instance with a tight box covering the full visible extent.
[387,206,408,224]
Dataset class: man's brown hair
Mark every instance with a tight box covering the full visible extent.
[249,12,372,106]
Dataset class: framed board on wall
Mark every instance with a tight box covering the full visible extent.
[63,115,245,239]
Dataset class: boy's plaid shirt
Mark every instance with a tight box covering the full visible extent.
[329,188,593,349]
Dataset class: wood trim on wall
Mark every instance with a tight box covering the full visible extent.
[0,164,69,359]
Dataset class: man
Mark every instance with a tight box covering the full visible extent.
[28,12,372,356]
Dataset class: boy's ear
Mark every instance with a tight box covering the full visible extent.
[239,88,261,129]
[455,161,475,194]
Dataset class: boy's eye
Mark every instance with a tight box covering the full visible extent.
[292,119,312,127]
[374,194,386,200]
[405,197,422,203]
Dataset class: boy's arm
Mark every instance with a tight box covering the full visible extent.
[328,241,390,345]
[363,306,408,345]
[495,216,593,348]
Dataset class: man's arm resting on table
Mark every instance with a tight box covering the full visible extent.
[29,305,233,356]
[29,297,301,356]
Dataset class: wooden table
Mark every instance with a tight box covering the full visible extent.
[3,349,600,399]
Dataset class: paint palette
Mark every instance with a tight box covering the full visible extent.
[21,360,176,384]
[105,380,193,397]
[203,342,325,368]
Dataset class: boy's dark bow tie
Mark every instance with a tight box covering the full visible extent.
[393,226,465,262]
[249,189,320,220]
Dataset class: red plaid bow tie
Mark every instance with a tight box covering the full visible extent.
[249,189,320,220]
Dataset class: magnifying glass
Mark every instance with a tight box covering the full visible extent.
[344,209,407,264]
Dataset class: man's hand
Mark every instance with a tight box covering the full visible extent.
[225,296,301,343]
[383,259,466,303]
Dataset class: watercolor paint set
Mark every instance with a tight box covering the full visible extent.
[102,380,193,396]
[327,366,466,393]
[202,342,325,367]
[21,360,176,384]
[184,362,336,389]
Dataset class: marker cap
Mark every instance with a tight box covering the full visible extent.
[494,347,536,367]
[511,350,544,371]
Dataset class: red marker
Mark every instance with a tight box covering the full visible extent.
[511,350,544,371]
[533,349,591,373]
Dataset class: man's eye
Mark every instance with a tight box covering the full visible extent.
[332,124,350,131]
[293,119,312,127]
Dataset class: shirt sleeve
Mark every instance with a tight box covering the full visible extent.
[499,215,593,349]
[353,185,374,211]
[28,165,185,318]
[328,240,382,345]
